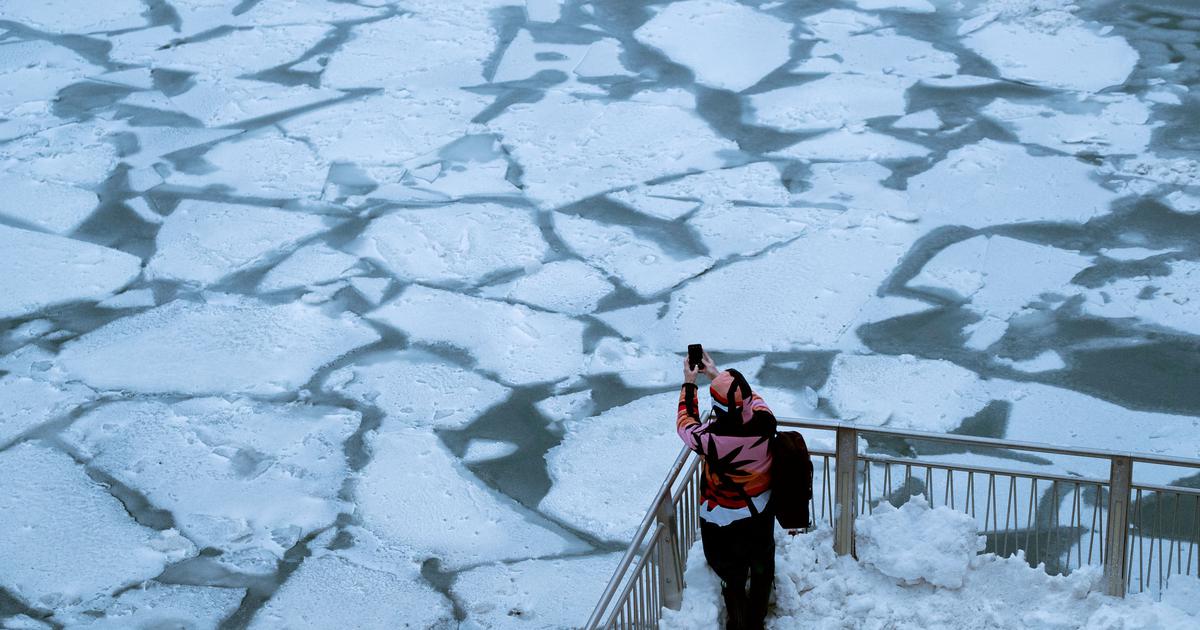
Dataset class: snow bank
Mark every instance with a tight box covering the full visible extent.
[634,0,792,92]
[665,498,1200,629]
[57,295,379,395]
[0,442,194,613]
[370,285,586,386]
[0,225,141,319]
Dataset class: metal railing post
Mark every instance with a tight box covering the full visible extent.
[1105,456,1132,598]
[656,490,683,611]
[835,427,858,557]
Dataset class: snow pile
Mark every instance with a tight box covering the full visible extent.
[664,498,1200,629]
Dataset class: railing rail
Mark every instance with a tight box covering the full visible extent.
[584,417,1200,629]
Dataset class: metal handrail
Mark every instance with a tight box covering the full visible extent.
[586,416,1200,629]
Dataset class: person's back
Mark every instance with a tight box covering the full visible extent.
[676,353,777,630]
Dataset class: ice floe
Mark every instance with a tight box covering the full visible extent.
[689,203,814,259]
[0,442,194,613]
[0,40,100,111]
[59,583,244,630]
[526,0,564,23]
[248,552,452,630]
[258,242,362,292]
[351,204,546,286]
[349,276,391,305]
[327,349,509,431]
[110,24,331,82]
[0,225,141,320]
[852,0,935,13]
[907,139,1118,228]
[165,76,344,128]
[634,0,793,92]
[0,376,91,449]
[983,95,1156,156]
[57,295,379,395]
[167,130,329,199]
[492,30,589,84]
[535,390,595,427]
[370,286,586,385]
[555,213,714,297]
[490,89,737,209]
[748,74,910,132]
[611,162,790,220]
[356,428,581,569]
[773,128,930,162]
[322,13,494,89]
[574,39,635,78]
[454,553,623,629]
[65,398,357,566]
[796,27,958,78]
[1082,260,1200,337]
[540,391,683,541]
[1,123,117,188]
[463,439,521,464]
[480,260,614,315]
[146,200,330,286]
[997,349,1066,373]
[892,109,943,131]
[0,0,146,34]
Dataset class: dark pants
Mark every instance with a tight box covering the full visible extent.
[700,510,775,630]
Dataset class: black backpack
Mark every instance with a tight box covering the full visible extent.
[771,431,814,530]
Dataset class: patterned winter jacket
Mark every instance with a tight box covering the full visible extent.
[677,383,776,526]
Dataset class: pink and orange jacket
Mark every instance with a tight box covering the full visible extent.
[677,383,776,526]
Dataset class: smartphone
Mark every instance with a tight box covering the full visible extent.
[687,344,704,371]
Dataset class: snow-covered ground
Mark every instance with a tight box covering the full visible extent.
[1,0,1198,627]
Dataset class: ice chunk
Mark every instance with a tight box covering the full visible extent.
[65,398,357,560]
[110,24,330,81]
[147,200,330,286]
[689,203,814,259]
[525,0,563,23]
[60,583,244,630]
[1,123,117,188]
[798,9,883,40]
[370,286,586,385]
[555,213,714,297]
[463,439,520,464]
[821,354,991,432]
[587,337,680,387]
[1099,247,1178,261]
[97,289,156,310]
[349,276,390,305]
[119,125,241,170]
[796,29,957,78]
[892,109,943,131]
[540,391,683,541]
[327,350,509,431]
[634,0,793,92]
[611,162,790,221]
[166,76,344,127]
[856,497,984,588]
[258,242,361,292]
[574,39,635,78]
[248,553,452,630]
[490,90,737,209]
[323,14,494,88]
[58,295,380,395]
[963,19,1138,92]
[907,140,1117,228]
[167,130,329,199]
[773,128,931,161]
[851,0,935,12]
[356,428,581,568]
[983,95,1156,155]
[0,41,101,107]
[1164,191,1200,215]
[454,553,623,629]
[492,30,588,83]
[535,390,595,425]
[480,260,613,315]
[594,302,664,340]
[351,204,547,286]
[0,172,97,234]
[748,74,910,132]
[0,225,141,319]
[0,443,194,612]
[797,162,909,217]
[281,89,491,166]
[0,376,92,449]
[997,350,1066,373]
[634,215,922,351]
[0,0,146,34]
[1082,260,1200,337]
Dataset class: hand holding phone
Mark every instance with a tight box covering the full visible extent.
[688,344,704,371]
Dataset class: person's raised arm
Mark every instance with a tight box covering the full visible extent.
[677,357,705,452]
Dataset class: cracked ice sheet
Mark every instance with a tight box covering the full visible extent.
[907,139,1118,229]
[167,130,329,199]
[0,41,101,109]
[492,29,590,83]
[0,123,118,188]
[0,443,195,613]
[633,214,922,352]
[490,89,738,210]
[983,95,1157,156]
[0,225,141,320]
[57,294,380,396]
[350,204,547,287]
[480,260,614,316]
[65,398,358,570]
[0,376,92,449]
[0,0,146,33]
[356,428,582,569]
[555,213,713,298]
[146,200,332,287]
[0,172,98,235]
[58,583,244,630]
[248,552,452,630]
[962,13,1138,93]
[164,76,345,128]
[634,0,793,92]
[370,286,586,386]
[795,26,958,78]
[279,88,492,166]
[327,349,510,431]
[748,73,911,132]
[454,553,623,629]
[689,203,818,260]
[540,391,683,541]
[773,128,930,162]
[796,161,910,219]
[909,236,1093,349]
[609,162,791,221]
[258,242,362,292]
[1082,260,1200,337]
[109,24,331,81]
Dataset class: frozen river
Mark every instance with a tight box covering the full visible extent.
[0,0,1197,627]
